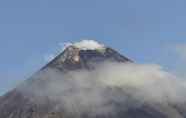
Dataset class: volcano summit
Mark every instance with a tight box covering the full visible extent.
[0,40,186,118]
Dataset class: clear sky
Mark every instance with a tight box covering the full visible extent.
[1,0,186,95]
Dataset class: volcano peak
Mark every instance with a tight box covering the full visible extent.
[44,40,131,71]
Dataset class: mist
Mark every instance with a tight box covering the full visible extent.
[18,62,186,117]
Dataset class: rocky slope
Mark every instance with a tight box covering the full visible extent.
[0,40,186,118]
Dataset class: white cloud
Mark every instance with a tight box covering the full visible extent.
[73,40,105,50]
[19,62,186,117]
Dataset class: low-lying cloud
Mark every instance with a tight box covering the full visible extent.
[18,62,186,117]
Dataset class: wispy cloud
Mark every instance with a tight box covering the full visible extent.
[18,62,186,117]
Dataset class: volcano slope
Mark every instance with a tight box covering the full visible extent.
[0,40,186,118]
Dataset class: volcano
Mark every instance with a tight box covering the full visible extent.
[0,40,186,118]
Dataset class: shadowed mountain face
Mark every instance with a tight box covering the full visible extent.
[0,41,186,118]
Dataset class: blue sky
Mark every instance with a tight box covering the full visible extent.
[1,0,186,95]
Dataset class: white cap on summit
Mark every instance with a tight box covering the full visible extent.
[45,40,105,62]
[73,40,105,50]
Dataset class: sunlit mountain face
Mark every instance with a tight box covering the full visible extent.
[0,40,186,118]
